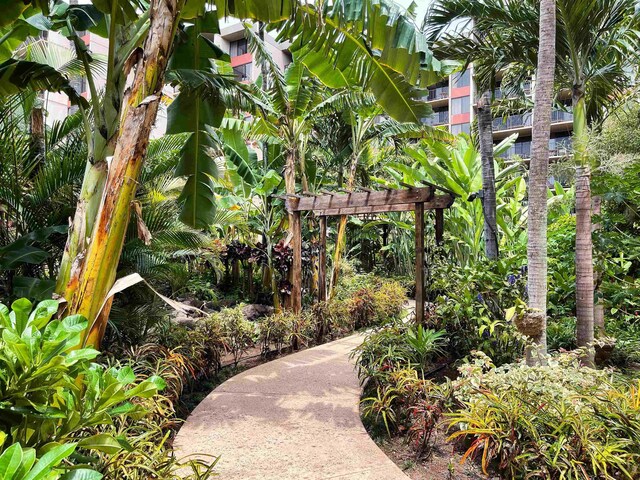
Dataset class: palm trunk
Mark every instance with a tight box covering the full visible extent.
[573,89,595,365]
[525,0,555,366]
[477,90,499,260]
[65,0,184,348]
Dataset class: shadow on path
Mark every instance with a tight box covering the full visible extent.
[174,334,409,480]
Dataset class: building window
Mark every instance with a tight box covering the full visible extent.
[233,63,252,81]
[452,69,470,88]
[451,96,470,115]
[230,38,248,57]
[451,123,470,135]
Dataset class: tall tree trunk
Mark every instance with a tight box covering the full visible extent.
[525,0,556,366]
[573,89,595,365]
[476,90,499,260]
[65,0,184,348]
[29,105,45,160]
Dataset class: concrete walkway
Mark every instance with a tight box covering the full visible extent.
[174,334,409,480]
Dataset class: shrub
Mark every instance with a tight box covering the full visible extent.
[212,305,255,365]
[429,257,525,365]
[259,311,292,353]
[372,279,407,323]
[448,352,640,479]
[0,299,163,451]
[353,324,447,385]
[0,443,97,480]
[0,298,218,479]
[311,299,352,342]
[361,368,452,457]
[349,287,377,329]
[259,311,313,353]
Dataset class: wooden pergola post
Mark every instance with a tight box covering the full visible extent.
[292,210,302,314]
[435,208,444,246]
[318,216,327,302]
[415,202,425,325]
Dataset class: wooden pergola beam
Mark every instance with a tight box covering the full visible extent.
[313,195,454,216]
[286,186,434,212]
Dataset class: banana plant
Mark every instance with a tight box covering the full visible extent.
[216,0,456,123]
[2,0,455,348]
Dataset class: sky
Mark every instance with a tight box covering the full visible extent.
[395,0,432,23]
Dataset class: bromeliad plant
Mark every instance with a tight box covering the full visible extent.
[449,352,640,479]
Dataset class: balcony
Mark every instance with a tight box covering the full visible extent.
[426,86,449,101]
[551,109,573,123]
[493,109,572,132]
[500,137,572,160]
[493,112,532,131]
[422,110,449,126]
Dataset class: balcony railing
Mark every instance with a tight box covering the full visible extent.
[493,109,573,131]
[500,137,573,159]
[422,110,449,126]
[426,86,449,101]
[493,112,532,131]
[551,109,573,122]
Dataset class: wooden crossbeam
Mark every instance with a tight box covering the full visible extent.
[287,186,435,212]
[313,195,454,216]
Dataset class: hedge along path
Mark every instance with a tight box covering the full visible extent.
[174,333,409,479]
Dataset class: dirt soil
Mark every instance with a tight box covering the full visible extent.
[376,424,496,480]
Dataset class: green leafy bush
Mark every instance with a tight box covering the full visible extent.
[0,442,100,480]
[0,298,218,479]
[259,311,312,353]
[429,257,525,365]
[211,305,255,365]
[448,352,640,479]
[0,299,163,452]
[353,324,446,384]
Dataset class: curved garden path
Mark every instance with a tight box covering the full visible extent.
[174,334,409,479]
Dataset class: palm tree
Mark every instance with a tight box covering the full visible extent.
[555,0,639,360]
[527,0,556,365]
[430,0,640,360]
[427,3,534,261]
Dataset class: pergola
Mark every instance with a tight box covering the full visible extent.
[283,184,456,324]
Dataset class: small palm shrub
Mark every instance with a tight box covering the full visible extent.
[449,352,640,479]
